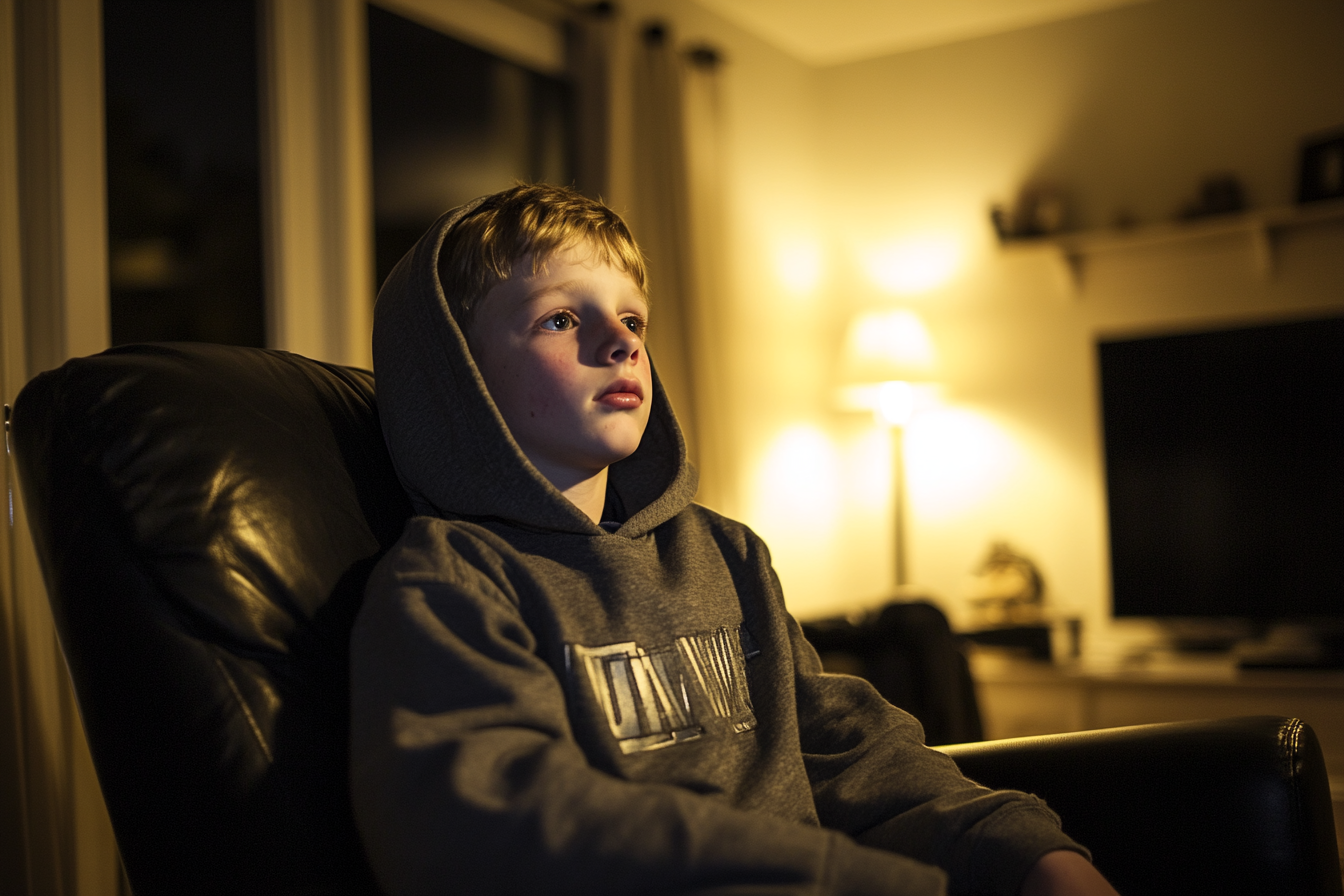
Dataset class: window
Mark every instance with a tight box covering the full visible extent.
[103,0,266,347]
[367,4,572,288]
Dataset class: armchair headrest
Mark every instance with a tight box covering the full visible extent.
[13,342,412,894]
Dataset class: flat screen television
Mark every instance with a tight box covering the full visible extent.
[1097,314,1344,622]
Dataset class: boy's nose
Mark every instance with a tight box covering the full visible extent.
[596,317,641,364]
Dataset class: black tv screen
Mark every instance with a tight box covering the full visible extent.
[1098,315,1344,619]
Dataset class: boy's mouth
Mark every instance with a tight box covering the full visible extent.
[597,378,644,409]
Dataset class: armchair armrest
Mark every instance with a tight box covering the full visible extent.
[937,716,1342,896]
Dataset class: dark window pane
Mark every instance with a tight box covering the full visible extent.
[103,0,266,347]
[367,5,573,288]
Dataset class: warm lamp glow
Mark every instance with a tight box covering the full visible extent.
[863,236,960,294]
[751,425,842,532]
[835,380,939,423]
[876,381,916,426]
[834,309,943,588]
[844,427,893,511]
[838,309,937,387]
[905,408,1019,520]
[775,238,823,295]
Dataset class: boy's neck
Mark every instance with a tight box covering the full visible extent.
[537,463,609,525]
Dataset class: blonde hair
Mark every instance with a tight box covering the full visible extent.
[436,183,647,332]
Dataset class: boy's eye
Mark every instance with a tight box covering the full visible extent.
[541,312,576,331]
[621,315,647,338]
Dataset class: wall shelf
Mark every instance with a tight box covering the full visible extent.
[999,197,1344,293]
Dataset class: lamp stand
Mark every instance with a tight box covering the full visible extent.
[893,425,906,588]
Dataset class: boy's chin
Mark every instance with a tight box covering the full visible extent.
[595,443,643,469]
[591,427,649,465]
[552,441,642,478]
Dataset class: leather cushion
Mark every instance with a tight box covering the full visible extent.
[939,715,1343,896]
[13,343,413,895]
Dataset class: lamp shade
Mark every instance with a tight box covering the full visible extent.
[838,309,937,385]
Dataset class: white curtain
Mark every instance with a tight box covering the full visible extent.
[630,23,700,480]
[3,0,143,892]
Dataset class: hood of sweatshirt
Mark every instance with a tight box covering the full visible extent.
[372,202,697,539]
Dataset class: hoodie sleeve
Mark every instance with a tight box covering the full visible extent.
[351,524,949,896]
[785,607,1089,896]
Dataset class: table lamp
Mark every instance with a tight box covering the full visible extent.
[836,309,938,586]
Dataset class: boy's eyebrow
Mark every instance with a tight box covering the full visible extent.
[525,278,649,306]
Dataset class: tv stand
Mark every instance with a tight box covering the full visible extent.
[1238,655,1344,671]
[1145,620,1344,670]
[1235,624,1344,671]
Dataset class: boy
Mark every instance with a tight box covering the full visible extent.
[353,184,1116,895]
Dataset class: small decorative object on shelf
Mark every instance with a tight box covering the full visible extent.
[992,165,1344,293]
[1178,173,1247,220]
[1297,128,1344,203]
[966,540,1046,628]
[990,182,1072,240]
[962,541,1057,661]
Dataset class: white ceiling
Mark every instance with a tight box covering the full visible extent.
[690,0,1158,66]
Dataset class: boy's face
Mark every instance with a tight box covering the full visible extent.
[467,243,653,488]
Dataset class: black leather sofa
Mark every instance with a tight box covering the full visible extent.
[12,343,1342,895]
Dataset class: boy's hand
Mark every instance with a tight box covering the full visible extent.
[1020,850,1120,896]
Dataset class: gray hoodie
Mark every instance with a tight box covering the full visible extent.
[351,203,1086,896]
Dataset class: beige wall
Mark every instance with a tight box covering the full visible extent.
[812,0,1344,647]
[630,0,1344,642]
[602,0,861,612]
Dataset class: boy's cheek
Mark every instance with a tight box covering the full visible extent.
[521,368,587,418]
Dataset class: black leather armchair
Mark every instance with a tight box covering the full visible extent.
[12,343,1343,895]
[940,716,1340,895]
